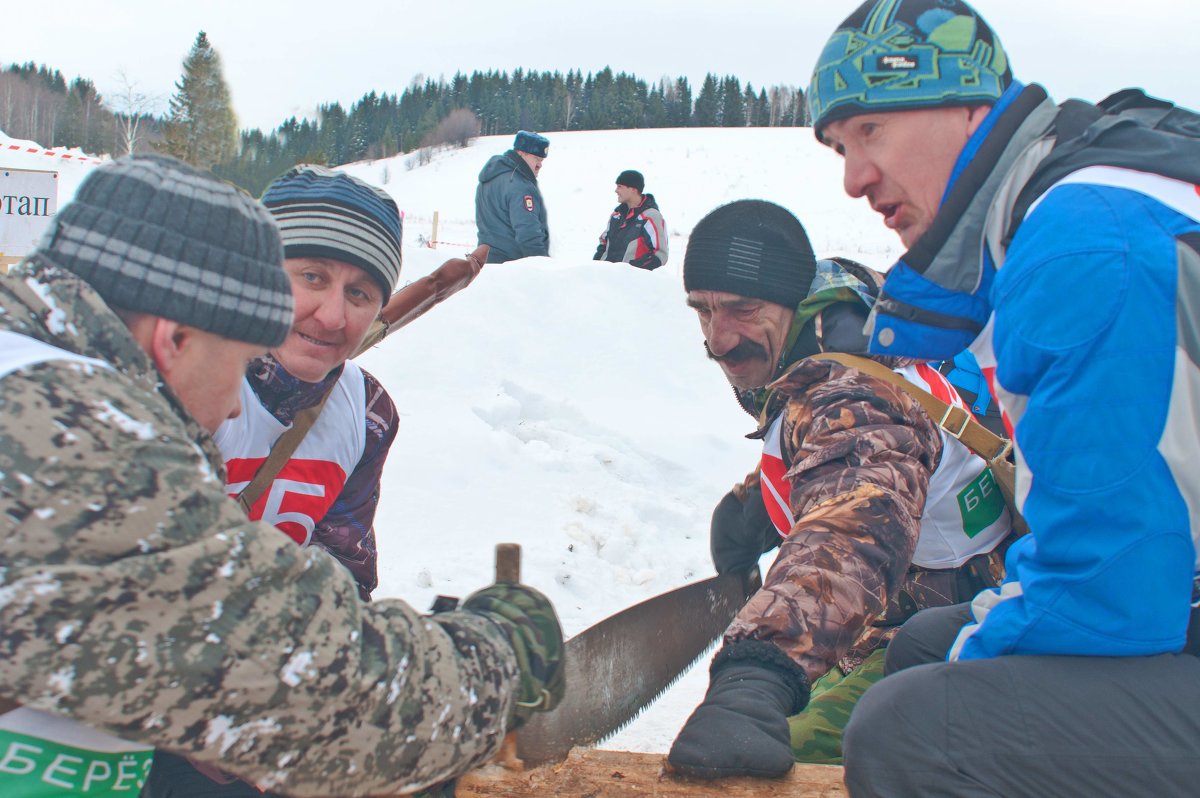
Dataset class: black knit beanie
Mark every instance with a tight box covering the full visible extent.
[615,170,645,191]
[37,154,294,347]
[683,200,817,309]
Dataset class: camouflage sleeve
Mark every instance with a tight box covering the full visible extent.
[723,358,942,683]
[0,359,517,796]
[309,369,399,600]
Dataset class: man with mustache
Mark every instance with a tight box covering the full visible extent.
[807,0,1200,794]
[669,199,1012,776]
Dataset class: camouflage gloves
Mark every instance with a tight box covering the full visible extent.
[668,640,810,779]
[710,480,780,576]
[462,583,566,728]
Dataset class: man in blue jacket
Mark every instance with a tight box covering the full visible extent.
[808,1,1200,795]
[475,130,550,263]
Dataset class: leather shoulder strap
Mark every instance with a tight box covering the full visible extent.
[236,381,337,515]
[808,353,1012,463]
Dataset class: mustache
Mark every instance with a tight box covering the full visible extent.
[704,339,768,364]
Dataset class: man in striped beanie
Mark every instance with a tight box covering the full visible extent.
[146,162,410,795]
[144,161,411,797]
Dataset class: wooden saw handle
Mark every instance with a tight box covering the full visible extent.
[493,542,525,771]
[495,543,521,584]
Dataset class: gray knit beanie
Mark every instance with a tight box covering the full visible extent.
[36,154,294,347]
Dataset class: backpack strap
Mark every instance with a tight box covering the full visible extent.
[809,353,1028,537]
[235,381,337,516]
[807,353,1011,463]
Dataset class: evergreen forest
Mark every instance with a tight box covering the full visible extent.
[0,32,808,196]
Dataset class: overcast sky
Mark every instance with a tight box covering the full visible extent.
[5,0,1197,133]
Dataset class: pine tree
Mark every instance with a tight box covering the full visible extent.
[742,84,758,126]
[693,74,720,126]
[162,31,238,169]
[61,78,106,152]
[670,78,693,126]
[720,75,744,127]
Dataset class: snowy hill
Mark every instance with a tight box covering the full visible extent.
[4,125,902,752]
[342,128,903,752]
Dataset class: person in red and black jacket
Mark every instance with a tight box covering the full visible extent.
[593,169,669,270]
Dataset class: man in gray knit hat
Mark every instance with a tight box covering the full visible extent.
[145,163,411,795]
[0,154,564,798]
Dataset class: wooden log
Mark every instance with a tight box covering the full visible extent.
[456,749,847,797]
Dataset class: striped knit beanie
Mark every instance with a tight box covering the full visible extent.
[683,200,817,310]
[36,154,294,347]
[262,165,402,296]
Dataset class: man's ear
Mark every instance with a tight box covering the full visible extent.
[965,104,992,137]
[145,317,188,377]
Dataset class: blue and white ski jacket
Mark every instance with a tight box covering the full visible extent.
[868,82,1200,661]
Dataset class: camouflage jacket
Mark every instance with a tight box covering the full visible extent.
[0,259,519,796]
[723,356,945,682]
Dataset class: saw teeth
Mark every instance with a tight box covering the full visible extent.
[592,636,722,748]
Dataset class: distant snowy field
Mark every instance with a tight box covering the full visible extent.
[349,128,901,753]
[2,126,902,753]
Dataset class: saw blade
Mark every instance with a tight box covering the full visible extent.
[515,568,759,766]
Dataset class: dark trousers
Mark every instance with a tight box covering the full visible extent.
[140,751,283,797]
[844,603,1200,797]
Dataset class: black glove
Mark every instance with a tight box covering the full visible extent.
[410,780,456,798]
[668,641,810,779]
[710,481,780,576]
[629,253,662,270]
[462,583,566,729]
[593,243,605,260]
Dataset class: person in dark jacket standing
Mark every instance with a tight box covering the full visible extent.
[593,170,668,270]
[475,130,550,263]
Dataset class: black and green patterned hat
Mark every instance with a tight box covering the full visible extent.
[808,0,1012,139]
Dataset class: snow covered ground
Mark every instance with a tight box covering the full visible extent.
[342,128,902,752]
[1,125,902,753]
